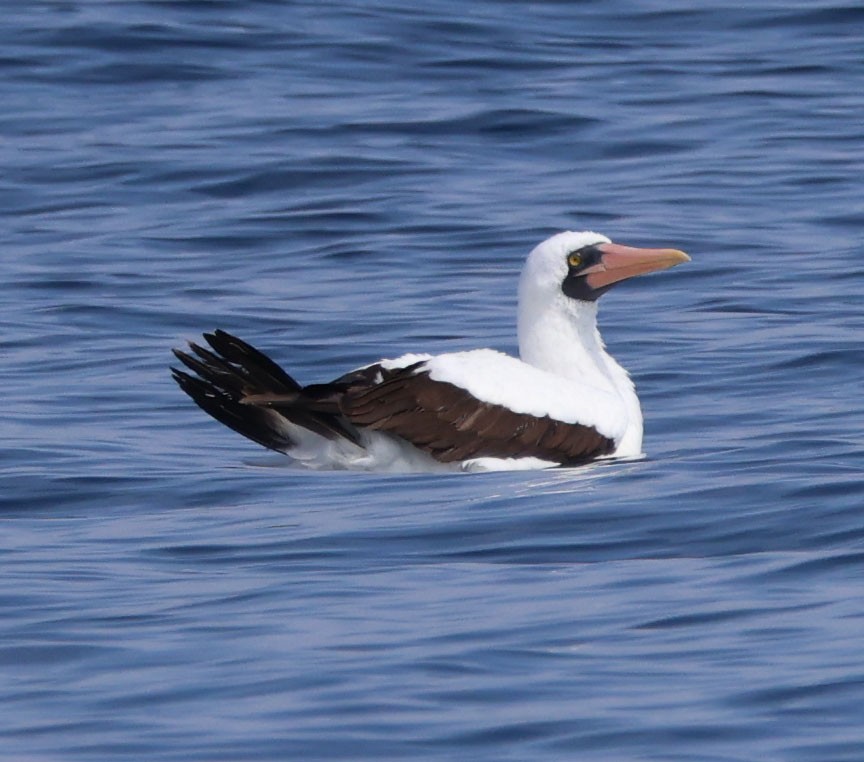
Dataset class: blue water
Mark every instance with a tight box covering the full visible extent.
[2,1,863,759]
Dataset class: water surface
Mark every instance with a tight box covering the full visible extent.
[2,1,863,760]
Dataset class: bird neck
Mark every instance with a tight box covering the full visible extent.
[517,294,643,455]
[518,295,612,384]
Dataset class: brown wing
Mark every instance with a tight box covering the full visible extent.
[340,365,615,465]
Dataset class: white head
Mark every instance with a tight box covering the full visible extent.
[520,230,689,311]
[519,231,611,319]
[517,230,690,367]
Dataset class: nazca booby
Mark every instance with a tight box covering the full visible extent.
[172,231,689,472]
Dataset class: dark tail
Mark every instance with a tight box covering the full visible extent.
[171,330,360,453]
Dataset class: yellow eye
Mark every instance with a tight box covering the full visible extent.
[567,252,582,268]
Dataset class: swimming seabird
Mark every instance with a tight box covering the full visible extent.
[172,231,689,472]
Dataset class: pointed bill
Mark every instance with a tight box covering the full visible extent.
[584,243,690,290]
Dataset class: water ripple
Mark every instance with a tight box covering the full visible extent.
[2,1,863,760]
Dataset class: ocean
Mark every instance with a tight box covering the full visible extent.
[2,1,863,759]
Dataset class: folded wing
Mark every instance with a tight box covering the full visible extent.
[338,364,615,464]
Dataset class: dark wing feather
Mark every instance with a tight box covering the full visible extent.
[172,329,361,450]
[340,366,614,465]
[171,366,296,452]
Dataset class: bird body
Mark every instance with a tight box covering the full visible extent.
[172,231,688,472]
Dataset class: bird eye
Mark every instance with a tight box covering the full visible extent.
[567,252,582,268]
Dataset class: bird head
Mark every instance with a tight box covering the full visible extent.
[521,230,690,304]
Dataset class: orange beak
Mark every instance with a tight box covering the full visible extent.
[584,243,690,291]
